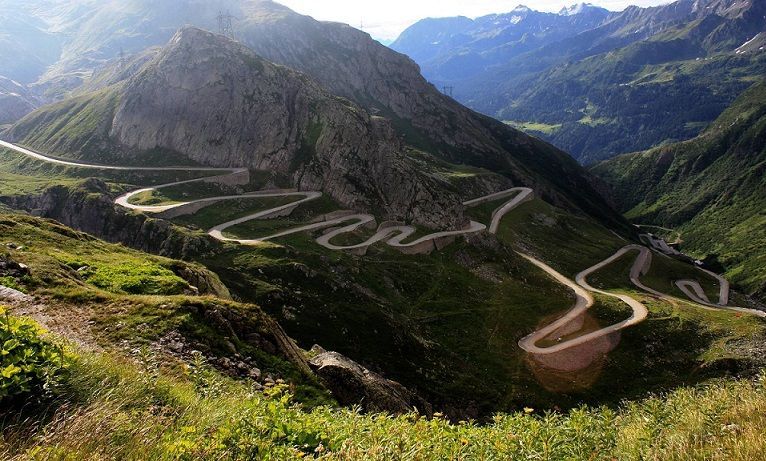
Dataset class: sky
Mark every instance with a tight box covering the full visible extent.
[278,0,671,42]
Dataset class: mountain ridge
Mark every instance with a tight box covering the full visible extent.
[0,0,626,231]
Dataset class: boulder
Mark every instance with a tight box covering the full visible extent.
[309,351,432,416]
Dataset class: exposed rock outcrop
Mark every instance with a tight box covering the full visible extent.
[1,179,220,261]
[182,299,312,376]
[309,350,432,416]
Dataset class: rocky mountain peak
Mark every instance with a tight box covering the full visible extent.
[8,3,628,230]
[559,3,601,16]
[13,26,467,228]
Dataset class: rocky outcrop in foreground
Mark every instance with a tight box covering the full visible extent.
[309,349,432,416]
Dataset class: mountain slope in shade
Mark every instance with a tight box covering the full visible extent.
[0,77,40,126]
[592,80,766,298]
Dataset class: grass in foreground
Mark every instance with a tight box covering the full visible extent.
[1,335,766,460]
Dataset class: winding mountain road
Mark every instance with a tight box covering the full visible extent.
[0,140,489,254]
[2,139,762,357]
[516,243,654,354]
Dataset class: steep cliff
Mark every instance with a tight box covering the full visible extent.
[233,1,624,228]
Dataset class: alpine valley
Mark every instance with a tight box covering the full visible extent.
[1,1,766,459]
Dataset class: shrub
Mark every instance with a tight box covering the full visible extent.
[0,306,68,401]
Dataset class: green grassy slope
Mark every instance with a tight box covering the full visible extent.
[0,212,327,404]
[3,331,766,460]
[592,80,766,299]
[0,208,766,461]
[176,189,765,416]
[1,214,765,459]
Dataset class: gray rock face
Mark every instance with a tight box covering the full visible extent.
[309,350,432,416]
[109,28,463,227]
[0,285,32,304]
[239,3,518,165]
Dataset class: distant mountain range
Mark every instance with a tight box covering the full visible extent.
[392,3,610,77]
[391,0,766,163]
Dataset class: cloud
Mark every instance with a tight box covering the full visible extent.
[278,0,672,41]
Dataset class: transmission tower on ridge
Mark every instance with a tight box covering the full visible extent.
[119,47,126,69]
[217,10,234,38]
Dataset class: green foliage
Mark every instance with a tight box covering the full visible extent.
[503,120,562,134]
[0,306,68,401]
[173,196,300,231]
[0,213,229,299]
[0,276,25,293]
[81,262,190,296]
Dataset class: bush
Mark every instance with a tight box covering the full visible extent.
[0,306,68,401]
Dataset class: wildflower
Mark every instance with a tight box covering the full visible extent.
[523,407,534,414]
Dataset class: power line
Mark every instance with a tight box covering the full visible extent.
[217,10,235,38]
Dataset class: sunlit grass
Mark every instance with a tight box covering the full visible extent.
[2,344,765,460]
